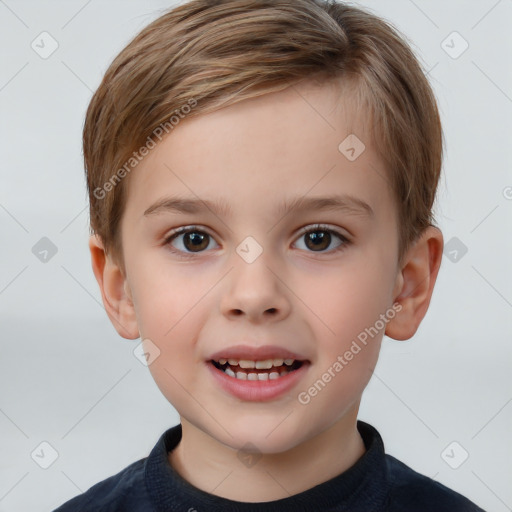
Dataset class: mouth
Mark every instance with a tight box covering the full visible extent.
[210,358,305,381]
[206,344,311,401]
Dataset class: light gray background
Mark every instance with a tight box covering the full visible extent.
[1,1,511,510]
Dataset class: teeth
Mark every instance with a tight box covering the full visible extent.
[255,359,273,369]
[217,358,296,367]
[220,365,295,381]
[245,371,274,381]
[215,356,302,381]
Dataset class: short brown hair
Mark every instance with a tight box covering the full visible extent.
[83,0,443,272]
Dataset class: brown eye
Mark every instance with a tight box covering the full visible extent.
[181,231,210,252]
[294,225,349,253]
[164,227,218,255]
[304,230,331,251]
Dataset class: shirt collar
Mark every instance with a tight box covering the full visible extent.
[145,420,390,511]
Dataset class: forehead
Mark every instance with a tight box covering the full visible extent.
[122,79,391,222]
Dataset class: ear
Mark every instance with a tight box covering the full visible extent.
[385,226,444,340]
[88,234,140,340]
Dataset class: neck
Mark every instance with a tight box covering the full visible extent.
[168,407,366,502]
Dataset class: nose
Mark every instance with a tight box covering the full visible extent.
[220,249,291,323]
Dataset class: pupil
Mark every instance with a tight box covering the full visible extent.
[307,231,330,251]
[186,232,208,251]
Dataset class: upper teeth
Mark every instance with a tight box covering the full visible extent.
[218,358,295,368]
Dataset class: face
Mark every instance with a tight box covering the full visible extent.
[118,80,402,453]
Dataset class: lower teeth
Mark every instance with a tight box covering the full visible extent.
[224,366,290,380]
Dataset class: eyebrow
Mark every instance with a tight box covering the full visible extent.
[143,193,374,219]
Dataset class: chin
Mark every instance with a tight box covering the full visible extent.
[213,417,309,455]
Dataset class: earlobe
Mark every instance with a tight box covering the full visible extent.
[385,226,444,341]
[88,235,140,340]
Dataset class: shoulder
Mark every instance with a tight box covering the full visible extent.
[52,457,149,511]
[383,454,485,512]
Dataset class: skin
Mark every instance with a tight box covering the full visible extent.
[89,79,443,502]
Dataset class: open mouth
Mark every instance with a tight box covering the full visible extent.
[210,358,305,381]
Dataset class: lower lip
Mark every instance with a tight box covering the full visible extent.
[206,361,310,401]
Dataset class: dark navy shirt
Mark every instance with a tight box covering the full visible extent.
[53,420,485,511]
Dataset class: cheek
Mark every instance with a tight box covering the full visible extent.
[130,255,214,356]
[139,307,206,413]
[302,256,394,344]
[297,253,393,403]
[130,256,202,336]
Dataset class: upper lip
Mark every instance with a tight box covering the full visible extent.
[209,344,308,362]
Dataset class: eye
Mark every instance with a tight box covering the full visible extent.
[164,226,219,257]
[293,224,350,253]
[163,223,351,258]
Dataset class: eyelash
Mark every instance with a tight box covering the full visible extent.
[163,224,351,259]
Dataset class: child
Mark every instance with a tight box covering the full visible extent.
[54,0,485,510]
